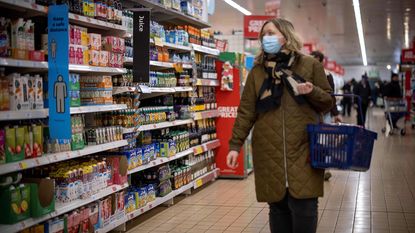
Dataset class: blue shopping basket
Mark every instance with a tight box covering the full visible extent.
[307,94,378,171]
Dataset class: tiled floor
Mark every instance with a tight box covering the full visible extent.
[127,108,415,233]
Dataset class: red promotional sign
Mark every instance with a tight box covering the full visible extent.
[401,48,415,63]
[303,43,314,55]
[244,15,274,39]
[215,61,245,177]
[215,39,228,52]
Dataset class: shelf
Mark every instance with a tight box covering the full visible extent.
[136,0,210,29]
[126,181,193,221]
[127,139,220,175]
[0,140,128,176]
[123,119,194,134]
[70,104,127,114]
[191,44,220,56]
[0,58,48,70]
[124,59,192,70]
[95,214,127,233]
[0,0,47,16]
[0,58,126,74]
[0,109,48,121]
[195,78,219,86]
[192,109,219,120]
[192,139,221,155]
[194,168,220,189]
[0,183,128,233]
[128,147,194,175]
[163,42,192,52]
[68,13,126,33]
[69,65,127,74]
[113,86,193,95]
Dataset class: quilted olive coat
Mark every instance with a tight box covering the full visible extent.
[229,54,333,203]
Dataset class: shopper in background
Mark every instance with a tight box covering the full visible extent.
[342,80,353,117]
[310,50,341,182]
[383,73,403,128]
[354,74,371,126]
[226,18,333,233]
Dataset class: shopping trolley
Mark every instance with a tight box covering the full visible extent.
[381,98,408,136]
[307,94,378,171]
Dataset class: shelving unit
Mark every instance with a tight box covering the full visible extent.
[70,104,128,114]
[0,58,127,74]
[68,13,126,33]
[135,0,211,28]
[0,109,48,121]
[0,0,48,16]
[191,43,220,56]
[127,140,220,175]
[0,183,128,233]
[0,140,128,176]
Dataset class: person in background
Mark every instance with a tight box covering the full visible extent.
[310,50,341,182]
[227,18,333,233]
[383,73,403,128]
[342,80,353,116]
[354,74,371,126]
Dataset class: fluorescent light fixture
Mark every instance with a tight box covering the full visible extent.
[352,0,368,66]
[223,0,252,15]
[404,15,410,48]
[386,64,391,70]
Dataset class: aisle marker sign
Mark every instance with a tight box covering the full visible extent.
[132,8,150,83]
[48,5,71,140]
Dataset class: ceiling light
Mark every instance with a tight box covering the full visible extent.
[386,64,391,70]
[352,0,368,66]
[404,15,410,48]
[223,0,252,15]
[406,8,411,12]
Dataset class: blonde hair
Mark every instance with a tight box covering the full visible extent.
[255,18,303,65]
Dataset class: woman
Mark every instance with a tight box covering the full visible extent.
[226,18,333,233]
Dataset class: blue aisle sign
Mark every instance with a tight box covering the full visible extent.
[48,4,71,140]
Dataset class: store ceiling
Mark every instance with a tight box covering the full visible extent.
[211,0,415,66]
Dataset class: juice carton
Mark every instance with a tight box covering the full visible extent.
[99,51,109,67]
[88,50,100,66]
[88,33,101,51]
[27,76,36,110]
[0,183,30,224]
[0,129,5,164]
[24,126,33,159]
[32,124,43,157]
[5,126,24,163]
[34,75,44,109]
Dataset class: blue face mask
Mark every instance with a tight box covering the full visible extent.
[262,35,282,54]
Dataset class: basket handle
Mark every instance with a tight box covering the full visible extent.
[332,94,365,128]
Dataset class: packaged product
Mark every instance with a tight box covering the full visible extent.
[88,50,100,66]
[34,75,44,109]
[0,179,31,224]
[8,73,30,111]
[32,124,43,157]
[99,50,109,67]
[125,191,136,213]
[138,187,147,207]
[5,126,25,163]
[88,33,101,50]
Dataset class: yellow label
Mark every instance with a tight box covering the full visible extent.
[194,146,204,155]
[195,179,203,188]
[154,37,163,47]
[20,162,28,169]
[173,63,184,73]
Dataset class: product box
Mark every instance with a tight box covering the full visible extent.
[0,183,31,224]
[88,33,102,51]
[27,77,36,110]
[75,46,85,65]
[88,50,100,66]
[5,126,25,163]
[11,48,28,60]
[106,156,128,185]
[28,50,45,62]
[70,91,81,107]
[69,45,76,64]
[34,75,44,109]
[99,51,109,67]
[32,125,43,157]
[71,132,85,151]
[22,178,55,217]
[23,126,32,159]
[69,73,80,91]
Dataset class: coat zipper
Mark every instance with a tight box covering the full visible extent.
[282,99,289,188]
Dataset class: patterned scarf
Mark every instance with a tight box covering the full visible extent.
[256,50,307,113]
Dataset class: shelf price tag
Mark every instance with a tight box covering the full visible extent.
[19,162,28,169]
[195,179,203,188]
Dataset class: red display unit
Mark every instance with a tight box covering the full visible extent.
[214,60,246,178]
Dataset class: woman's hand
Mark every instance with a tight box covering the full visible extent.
[227,151,239,169]
[297,82,314,95]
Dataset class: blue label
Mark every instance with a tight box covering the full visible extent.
[48,5,71,140]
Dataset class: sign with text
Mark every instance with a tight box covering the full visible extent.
[401,48,415,63]
[215,60,245,177]
[244,15,274,39]
[48,4,71,140]
[133,9,150,83]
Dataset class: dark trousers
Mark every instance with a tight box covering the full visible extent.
[269,192,318,233]
[342,99,352,117]
[357,102,369,126]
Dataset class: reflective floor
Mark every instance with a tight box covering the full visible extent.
[127,108,415,233]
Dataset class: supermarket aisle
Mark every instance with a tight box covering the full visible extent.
[128,108,415,233]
